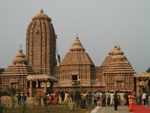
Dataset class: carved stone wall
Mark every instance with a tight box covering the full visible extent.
[26,10,56,75]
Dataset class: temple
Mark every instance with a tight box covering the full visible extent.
[57,37,96,89]
[0,10,138,96]
[0,49,33,92]
[26,9,57,75]
[0,10,57,96]
[97,46,135,92]
[56,39,135,91]
[136,72,150,96]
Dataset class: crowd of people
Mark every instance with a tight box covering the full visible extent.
[37,89,129,110]
[17,93,27,105]
[136,92,150,106]
[40,89,150,111]
[0,88,150,112]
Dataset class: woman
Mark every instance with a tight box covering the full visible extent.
[128,92,136,112]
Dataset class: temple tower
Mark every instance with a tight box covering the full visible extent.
[26,10,56,75]
[58,37,95,88]
[97,46,135,91]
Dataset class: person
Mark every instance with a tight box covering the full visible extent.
[107,94,111,106]
[91,96,101,113]
[110,93,114,106]
[68,94,74,111]
[74,90,81,107]
[128,92,136,112]
[21,93,27,105]
[58,92,62,104]
[87,91,92,106]
[52,91,59,105]
[0,96,4,113]
[64,91,69,104]
[142,92,147,105]
[80,91,87,108]
[17,93,21,105]
[101,92,106,107]
[148,95,150,107]
[114,91,119,111]
[60,90,65,102]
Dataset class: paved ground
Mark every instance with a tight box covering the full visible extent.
[91,106,130,113]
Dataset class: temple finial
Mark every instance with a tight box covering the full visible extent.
[114,41,120,49]
[19,44,23,52]
[40,9,44,14]
[74,33,79,39]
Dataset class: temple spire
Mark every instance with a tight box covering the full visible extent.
[71,36,84,51]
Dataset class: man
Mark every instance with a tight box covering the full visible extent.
[0,96,4,113]
[21,93,27,105]
[17,93,21,105]
[60,90,65,102]
[114,91,119,111]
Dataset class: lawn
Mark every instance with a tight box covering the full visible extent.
[4,104,93,113]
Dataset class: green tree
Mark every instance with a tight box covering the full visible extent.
[146,67,150,73]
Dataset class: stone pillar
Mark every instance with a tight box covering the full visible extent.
[44,81,47,94]
[29,80,32,97]
[36,80,39,88]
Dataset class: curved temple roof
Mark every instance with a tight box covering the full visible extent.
[100,46,135,73]
[60,37,94,66]
[1,49,33,76]
[32,9,51,21]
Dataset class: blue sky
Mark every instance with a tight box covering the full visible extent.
[0,0,149,73]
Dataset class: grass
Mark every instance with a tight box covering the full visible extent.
[4,104,93,113]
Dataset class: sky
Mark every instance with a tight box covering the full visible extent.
[0,0,149,73]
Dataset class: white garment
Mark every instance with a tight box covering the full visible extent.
[142,93,146,100]
[110,93,114,105]
[64,93,69,103]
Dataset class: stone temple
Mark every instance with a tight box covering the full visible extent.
[0,10,137,95]
[57,37,96,89]
[0,49,33,91]
[26,9,57,75]
[96,46,135,91]
[55,37,135,92]
[0,10,57,96]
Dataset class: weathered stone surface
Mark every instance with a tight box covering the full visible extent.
[26,9,56,75]
[97,46,135,91]
[57,37,95,88]
[0,49,33,91]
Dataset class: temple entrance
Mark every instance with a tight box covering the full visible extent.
[72,74,80,86]
[72,75,78,81]
[27,74,56,97]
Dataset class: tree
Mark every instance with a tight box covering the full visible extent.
[146,67,150,73]
[0,68,4,74]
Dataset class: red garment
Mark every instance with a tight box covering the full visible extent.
[128,95,136,111]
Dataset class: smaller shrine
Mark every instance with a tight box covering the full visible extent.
[136,72,150,95]
[97,46,135,92]
[0,49,57,96]
[0,49,33,92]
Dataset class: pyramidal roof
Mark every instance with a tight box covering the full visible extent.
[1,49,33,76]
[60,37,94,66]
[100,46,135,73]
[13,49,27,65]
